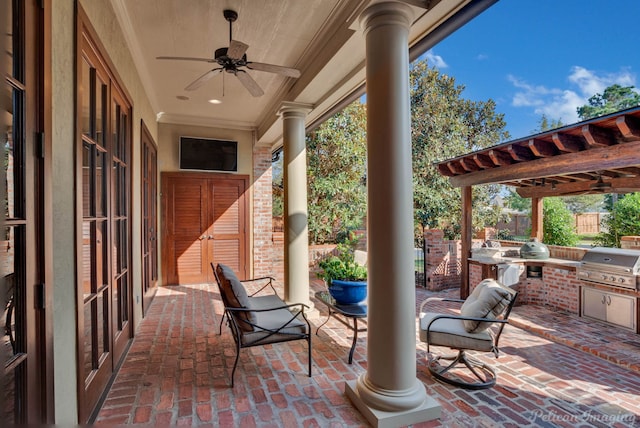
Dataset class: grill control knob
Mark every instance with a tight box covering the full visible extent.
[619,278,626,283]
[601,275,608,280]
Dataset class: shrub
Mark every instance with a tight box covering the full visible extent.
[543,197,579,246]
[594,192,640,248]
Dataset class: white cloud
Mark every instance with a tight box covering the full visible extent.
[424,50,447,69]
[509,66,637,124]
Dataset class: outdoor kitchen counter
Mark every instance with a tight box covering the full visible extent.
[468,256,581,270]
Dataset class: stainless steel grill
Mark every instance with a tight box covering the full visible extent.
[576,247,640,290]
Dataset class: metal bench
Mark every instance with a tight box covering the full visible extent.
[211,263,312,386]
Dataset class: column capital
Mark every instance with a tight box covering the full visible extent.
[278,101,313,118]
[360,1,414,35]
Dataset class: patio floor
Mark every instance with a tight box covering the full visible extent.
[94,279,640,427]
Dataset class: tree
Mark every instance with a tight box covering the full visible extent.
[504,188,530,212]
[563,194,604,214]
[594,192,640,248]
[577,84,640,120]
[305,101,368,244]
[542,197,579,246]
[411,60,510,241]
[535,114,563,133]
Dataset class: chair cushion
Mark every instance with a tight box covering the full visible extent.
[460,279,514,333]
[217,264,255,331]
[419,312,494,352]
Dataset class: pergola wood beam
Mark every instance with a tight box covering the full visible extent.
[517,176,640,198]
[582,124,616,147]
[473,153,495,169]
[449,139,640,187]
[460,157,480,172]
[507,144,533,161]
[527,138,557,157]
[448,161,466,175]
[488,149,513,166]
[437,163,456,177]
[551,132,584,152]
[616,114,640,139]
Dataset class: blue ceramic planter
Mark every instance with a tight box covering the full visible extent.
[329,279,367,305]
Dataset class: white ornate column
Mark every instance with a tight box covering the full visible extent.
[279,102,313,306]
[345,3,441,427]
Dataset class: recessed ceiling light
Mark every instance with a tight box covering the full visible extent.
[176,95,189,101]
[208,99,222,104]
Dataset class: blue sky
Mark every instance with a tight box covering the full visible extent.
[422,0,640,140]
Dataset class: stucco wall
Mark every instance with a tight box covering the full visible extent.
[157,122,256,278]
[51,1,79,424]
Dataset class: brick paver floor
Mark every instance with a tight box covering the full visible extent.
[94,280,640,427]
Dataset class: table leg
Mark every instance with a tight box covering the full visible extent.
[348,317,358,364]
[316,309,332,335]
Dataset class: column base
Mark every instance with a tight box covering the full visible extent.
[345,380,441,428]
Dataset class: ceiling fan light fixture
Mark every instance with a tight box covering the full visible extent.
[156,9,300,97]
[591,175,612,190]
[208,99,222,104]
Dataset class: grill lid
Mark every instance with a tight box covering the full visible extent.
[580,247,640,273]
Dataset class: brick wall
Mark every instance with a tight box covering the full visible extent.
[621,236,640,250]
[272,232,284,284]
[517,267,580,314]
[423,229,477,291]
[253,146,274,277]
[270,237,337,285]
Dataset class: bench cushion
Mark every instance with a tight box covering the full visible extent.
[460,279,514,333]
[419,312,494,352]
[241,308,307,346]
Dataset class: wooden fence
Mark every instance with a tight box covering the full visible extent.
[496,212,606,236]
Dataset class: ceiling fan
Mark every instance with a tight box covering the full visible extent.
[156,9,301,97]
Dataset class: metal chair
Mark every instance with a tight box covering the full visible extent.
[418,280,518,389]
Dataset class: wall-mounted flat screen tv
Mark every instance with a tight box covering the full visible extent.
[179,137,238,172]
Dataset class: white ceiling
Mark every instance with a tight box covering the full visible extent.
[111,0,484,147]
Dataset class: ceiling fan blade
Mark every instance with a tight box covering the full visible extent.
[227,40,249,60]
[246,61,301,78]
[235,70,264,97]
[184,68,222,91]
[157,56,215,63]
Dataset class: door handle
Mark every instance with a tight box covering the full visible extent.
[199,236,206,240]
[208,235,214,240]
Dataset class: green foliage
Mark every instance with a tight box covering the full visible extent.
[306,101,368,244]
[577,84,640,120]
[504,188,530,212]
[272,159,284,217]
[594,192,640,248]
[542,197,579,246]
[410,60,510,242]
[317,241,367,283]
[563,194,604,213]
[535,114,564,133]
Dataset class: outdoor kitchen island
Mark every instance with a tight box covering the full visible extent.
[468,248,640,334]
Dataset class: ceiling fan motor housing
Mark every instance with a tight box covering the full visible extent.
[214,47,247,70]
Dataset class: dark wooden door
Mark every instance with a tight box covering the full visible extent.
[76,7,133,421]
[141,121,158,316]
[2,0,51,423]
[161,172,248,285]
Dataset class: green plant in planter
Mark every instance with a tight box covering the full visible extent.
[317,243,367,283]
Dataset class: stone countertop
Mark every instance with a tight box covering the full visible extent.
[468,256,582,270]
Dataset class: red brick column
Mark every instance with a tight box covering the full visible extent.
[252,145,273,277]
